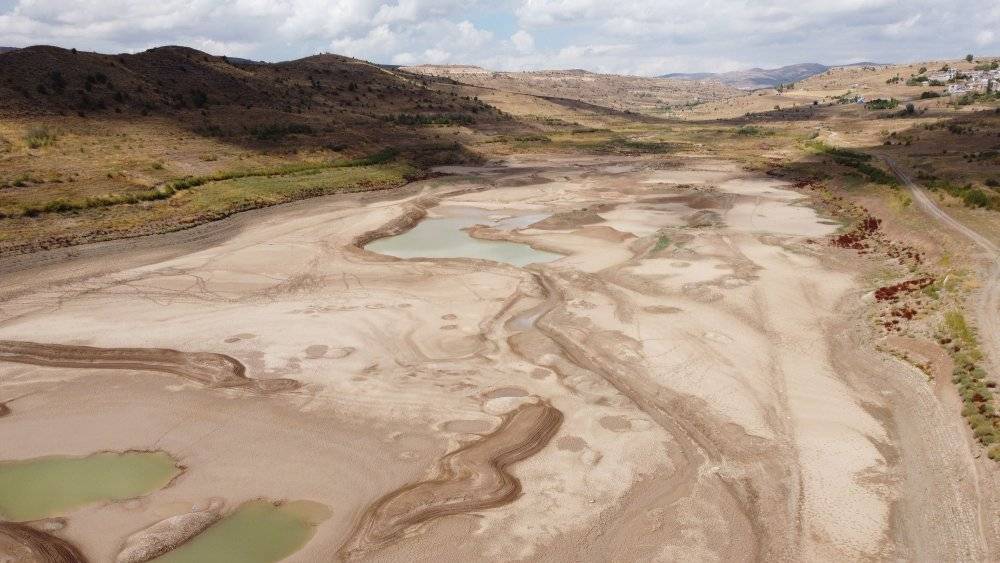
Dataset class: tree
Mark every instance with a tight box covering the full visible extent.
[966,54,974,62]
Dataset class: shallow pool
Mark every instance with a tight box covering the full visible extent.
[151,500,327,563]
[0,451,181,521]
[366,209,560,267]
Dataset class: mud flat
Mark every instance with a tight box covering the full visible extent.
[0,154,994,560]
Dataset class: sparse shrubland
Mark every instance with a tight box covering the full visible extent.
[804,141,898,186]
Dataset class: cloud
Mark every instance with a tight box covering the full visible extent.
[882,14,921,37]
[511,29,534,53]
[0,0,997,75]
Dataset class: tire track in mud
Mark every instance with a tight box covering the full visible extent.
[0,521,87,563]
[830,321,986,561]
[0,340,299,392]
[337,402,563,560]
[528,270,784,561]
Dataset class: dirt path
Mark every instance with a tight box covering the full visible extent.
[885,157,1000,375]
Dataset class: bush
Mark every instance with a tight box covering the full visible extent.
[865,98,899,110]
[24,125,58,149]
[920,91,941,99]
[962,189,990,208]
[735,125,773,137]
[247,123,314,141]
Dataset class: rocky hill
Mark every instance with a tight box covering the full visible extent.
[401,65,740,112]
[663,63,830,90]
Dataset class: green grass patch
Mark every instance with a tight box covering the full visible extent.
[19,149,402,218]
[652,235,671,252]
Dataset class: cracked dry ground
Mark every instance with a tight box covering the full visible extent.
[0,154,994,561]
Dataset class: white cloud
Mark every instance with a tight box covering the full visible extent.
[511,29,534,53]
[0,0,997,75]
[882,14,921,37]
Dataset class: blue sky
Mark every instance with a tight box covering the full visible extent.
[1,1,998,75]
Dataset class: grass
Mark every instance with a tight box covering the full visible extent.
[652,235,671,252]
[17,149,401,218]
[24,125,58,149]
[1,162,416,253]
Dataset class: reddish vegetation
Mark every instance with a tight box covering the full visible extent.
[832,214,881,250]
[874,277,934,301]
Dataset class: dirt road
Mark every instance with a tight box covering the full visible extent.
[884,157,1000,379]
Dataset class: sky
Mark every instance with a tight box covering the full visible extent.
[1,1,999,75]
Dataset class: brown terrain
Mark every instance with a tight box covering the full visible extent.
[1,46,1000,563]
[402,65,741,112]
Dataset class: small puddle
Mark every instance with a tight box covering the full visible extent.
[366,208,560,267]
[150,500,327,563]
[0,451,181,521]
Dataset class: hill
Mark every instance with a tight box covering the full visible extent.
[401,65,740,112]
[663,63,830,89]
[0,45,507,151]
[0,47,16,54]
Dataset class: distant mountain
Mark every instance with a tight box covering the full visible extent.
[0,47,18,54]
[662,63,830,90]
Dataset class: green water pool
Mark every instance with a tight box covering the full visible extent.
[151,500,326,563]
[366,211,561,267]
[0,450,181,521]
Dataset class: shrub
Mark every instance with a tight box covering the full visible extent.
[865,98,899,110]
[24,125,57,148]
[920,91,941,99]
[735,125,773,136]
[962,189,990,208]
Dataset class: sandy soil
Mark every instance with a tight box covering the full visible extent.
[0,154,993,561]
